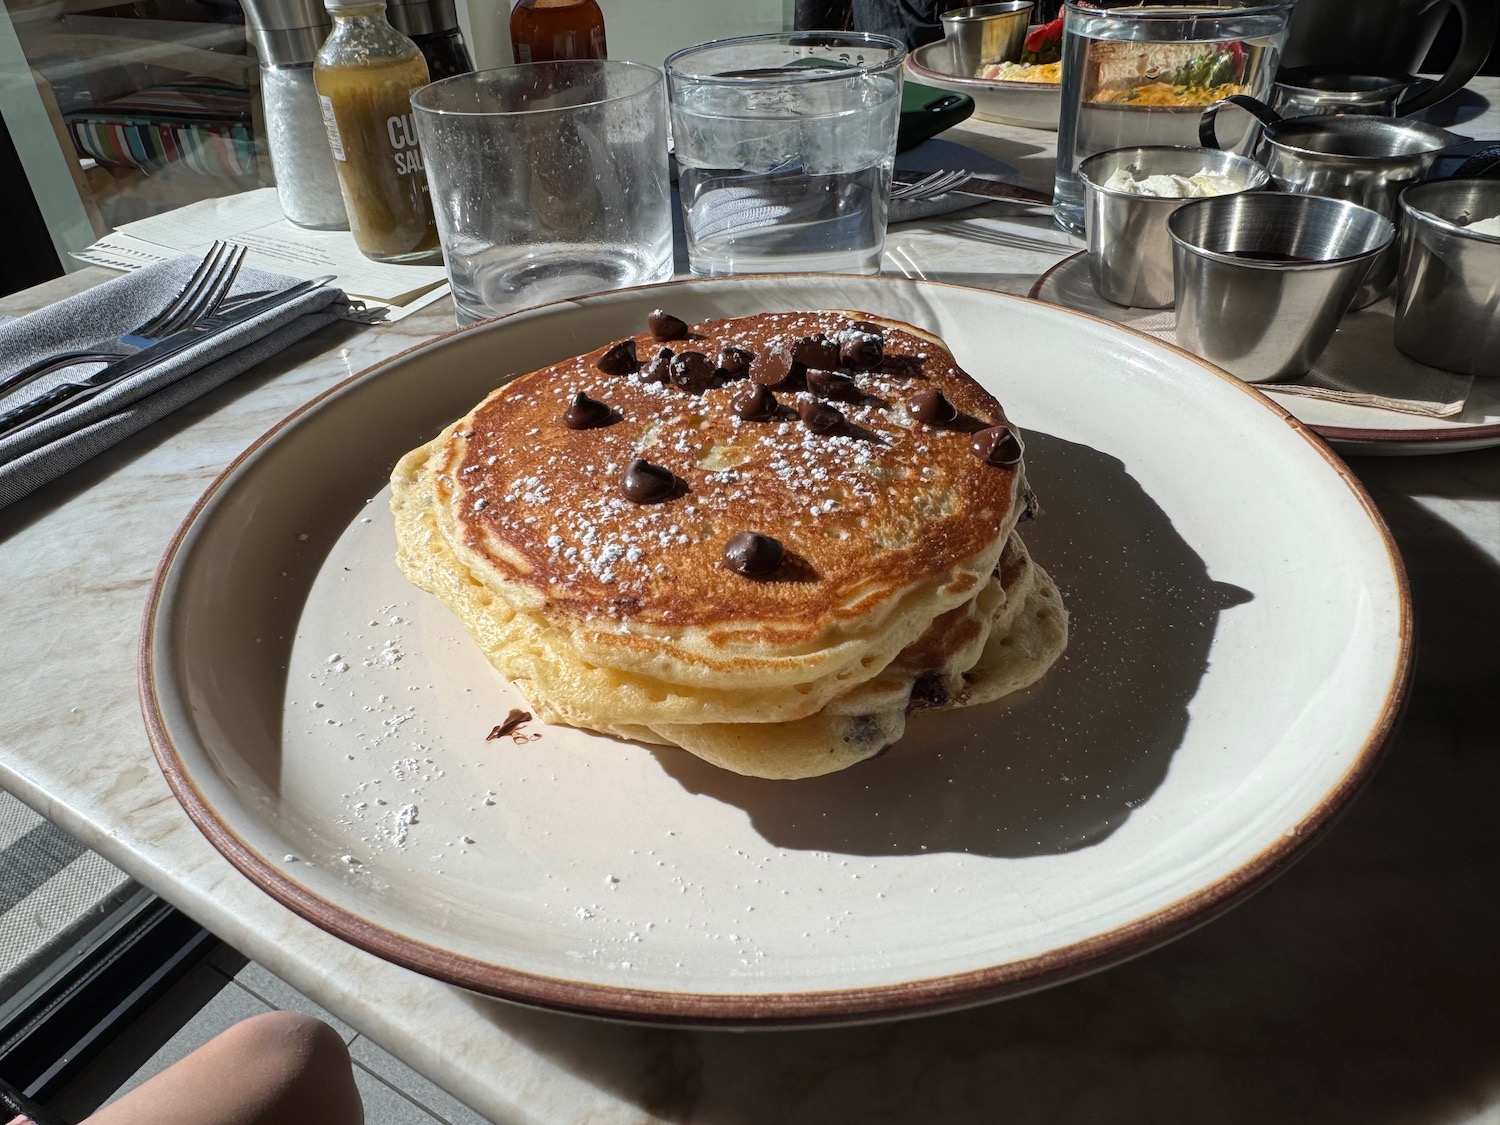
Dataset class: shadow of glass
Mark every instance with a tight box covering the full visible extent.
[646,429,1252,859]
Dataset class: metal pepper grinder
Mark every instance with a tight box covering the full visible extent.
[386,0,474,82]
[244,0,349,229]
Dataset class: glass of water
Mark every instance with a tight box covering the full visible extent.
[1052,0,1296,236]
[664,32,906,277]
[411,61,673,325]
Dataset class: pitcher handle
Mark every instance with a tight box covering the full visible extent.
[1199,94,1282,150]
[1397,0,1498,114]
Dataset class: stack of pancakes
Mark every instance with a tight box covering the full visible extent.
[391,309,1067,779]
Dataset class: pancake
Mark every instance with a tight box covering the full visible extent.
[391,308,1068,778]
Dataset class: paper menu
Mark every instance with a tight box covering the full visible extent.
[75,188,451,320]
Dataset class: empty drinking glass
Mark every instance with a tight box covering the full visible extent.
[410,60,673,324]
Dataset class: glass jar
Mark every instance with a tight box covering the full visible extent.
[509,0,606,63]
[314,0,441,263]
[261,61,349,229]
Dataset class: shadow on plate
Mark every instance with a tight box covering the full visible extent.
[648,430,1253,860]
[458,483,1500,1125]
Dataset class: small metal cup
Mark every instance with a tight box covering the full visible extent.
[1167,193,1394,383]
[1080,146,1269,309]
[1270,68,1417,118]
[1395,179,1500,378]
[1200,94,1465,308]
[940,2,1033,77]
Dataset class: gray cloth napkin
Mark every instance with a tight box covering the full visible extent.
[0,256,349,510]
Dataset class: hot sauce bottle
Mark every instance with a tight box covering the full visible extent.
[314,0,442,263]
[509,0,607,63]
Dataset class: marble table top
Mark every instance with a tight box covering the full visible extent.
[3,82,1499,1124]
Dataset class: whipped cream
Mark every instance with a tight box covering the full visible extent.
[1101,166,1241,198]
[1465,213,1500,236]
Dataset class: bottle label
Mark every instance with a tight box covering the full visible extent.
[319,95,346,162]
[387,112,425,177]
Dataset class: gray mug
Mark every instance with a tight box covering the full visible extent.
[1279,0,1497,114]
[1201,94,1466,306]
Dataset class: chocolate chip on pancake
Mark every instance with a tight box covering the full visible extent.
[595,339,639,376]
[648,309,690,341]
[792,333,840,371]
[797,398,845,434]
[731,383,779,421]
[910,387,957,425]
[669,350,716,394]
[972,425,1023,466]
[716,346,753,380]
[621,458,677,503]
[839,330,883,370]
[722,532,783,577]
[750,339,804,388]
[806,368,859,400]
[640,346,673,384]
[561,392,615,429]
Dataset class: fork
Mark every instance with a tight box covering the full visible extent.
[0,241,248,399]
[890,169,973,202]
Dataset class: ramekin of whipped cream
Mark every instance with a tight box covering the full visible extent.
[1100,166,1245,198]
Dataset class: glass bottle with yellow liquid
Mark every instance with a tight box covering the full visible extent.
[315,0,442,263]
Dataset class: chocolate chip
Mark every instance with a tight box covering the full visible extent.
[594,339,638,376]
[640,346,673,384]
[716,346,753,380]
[750,340,803,388]
[562,391,614,429]
[806,368,859,401]
[792,333,840,371]
[839,331,883,369]
[908,671,950,708]
[798,399,844,434]
[971,425,1023,466]
[723,531,783,577]
[910,387,957,425]
[647,309,689,341]
[621,459,676,503]
[669,350,715,394]
[879,352,926,377]
[732,384,779,421]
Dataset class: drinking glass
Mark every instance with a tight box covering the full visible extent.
[410,60,673,325]
[1052,0,1296,236]
[664,32,906,277]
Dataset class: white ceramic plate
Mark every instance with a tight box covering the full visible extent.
[141,275,1410,1027]
[1032,252,1500,456]
[907,42,1060,131]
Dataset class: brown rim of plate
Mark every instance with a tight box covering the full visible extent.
[1029,252,1500,449]
[136,273,1415,1028]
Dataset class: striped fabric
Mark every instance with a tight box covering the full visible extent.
[0,790,133,1000]
[63,78,256,178]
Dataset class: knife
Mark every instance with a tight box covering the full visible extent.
[894,168,1054,206]
[0,276,336,446]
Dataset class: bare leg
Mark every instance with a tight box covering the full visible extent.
[83,1011,363,1125]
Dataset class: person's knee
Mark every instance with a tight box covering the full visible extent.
[224,1011,352,1082]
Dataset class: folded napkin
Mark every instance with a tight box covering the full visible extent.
[0,256,350,511]
[1034,253,1472,418]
